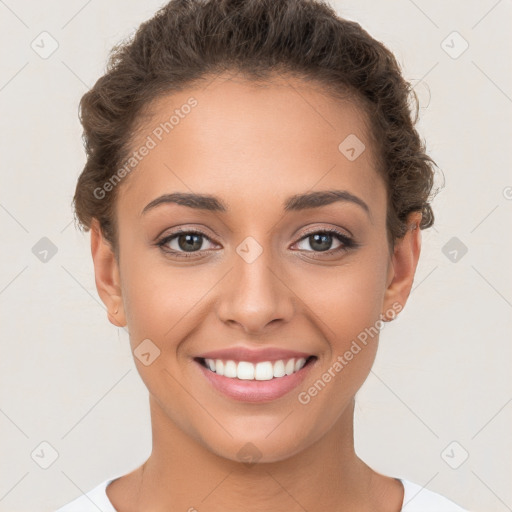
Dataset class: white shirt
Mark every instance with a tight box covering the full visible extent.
[55,474,469,511]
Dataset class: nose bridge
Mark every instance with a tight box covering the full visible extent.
[217,235,294,333]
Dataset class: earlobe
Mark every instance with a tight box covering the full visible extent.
[90,218,126,327]
[382,212,422,321]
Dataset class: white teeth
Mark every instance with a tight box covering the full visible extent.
[215,359,224,376]
[294,357,306,372]
[254,361,274,381]
[203,357,310,380]
[237,361,254,380]
[284,358,295,375]
[224,360,237,378]
[273,359,285,378]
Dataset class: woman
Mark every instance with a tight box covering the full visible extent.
[56,0,468,510]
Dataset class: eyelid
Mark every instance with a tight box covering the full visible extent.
[156,227,218,254]
[296,224,353,240]
[291,226,356,252]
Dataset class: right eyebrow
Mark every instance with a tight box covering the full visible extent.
[141,192,227,216]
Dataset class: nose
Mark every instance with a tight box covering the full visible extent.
[216,246,295,335]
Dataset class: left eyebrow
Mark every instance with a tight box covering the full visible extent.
[283,190,370,218]
[140,189,371,219]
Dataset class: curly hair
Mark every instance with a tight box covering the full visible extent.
[73,0,437,254]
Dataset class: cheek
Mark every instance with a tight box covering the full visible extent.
[292,256,388,422]
[120,251,218,348]
[294,253,389,346]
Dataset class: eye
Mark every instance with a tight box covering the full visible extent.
[157,229,217,258]
[156,227,357,259]
[293,228,355,254]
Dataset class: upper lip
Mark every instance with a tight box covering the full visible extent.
[195,346,315,364]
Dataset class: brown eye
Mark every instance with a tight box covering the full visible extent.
[175,233,204,252]
[305,232,336,252]
[157,229,217,257]
[294,229,354,253]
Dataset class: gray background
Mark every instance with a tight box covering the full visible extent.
[0,0,511,510]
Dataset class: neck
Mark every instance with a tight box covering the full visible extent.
[129,396,380,512]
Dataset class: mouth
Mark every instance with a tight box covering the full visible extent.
[195,355,317,379]
[193,355,318,403]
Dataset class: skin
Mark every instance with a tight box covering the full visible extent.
[90,72,422,512]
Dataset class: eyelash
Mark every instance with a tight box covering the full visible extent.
[156,227,357,259]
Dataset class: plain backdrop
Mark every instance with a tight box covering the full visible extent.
[0,1,511,511]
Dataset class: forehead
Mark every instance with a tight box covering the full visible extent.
[117,74,386,221]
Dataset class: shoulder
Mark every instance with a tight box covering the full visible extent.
[400,479,469,511]
[54,478,117,512]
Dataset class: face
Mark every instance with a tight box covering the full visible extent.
[92,73,420,464]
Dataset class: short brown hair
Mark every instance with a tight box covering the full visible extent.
[73,0,437,254]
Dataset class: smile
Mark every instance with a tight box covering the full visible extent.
[194,356,317,402]
[198,356,315,380]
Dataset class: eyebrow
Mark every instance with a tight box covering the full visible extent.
[141,190,371,217]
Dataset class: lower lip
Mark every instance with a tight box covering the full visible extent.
[194,358,316,403]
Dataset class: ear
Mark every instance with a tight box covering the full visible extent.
[382,212,422,320]
[90,218,126,327]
